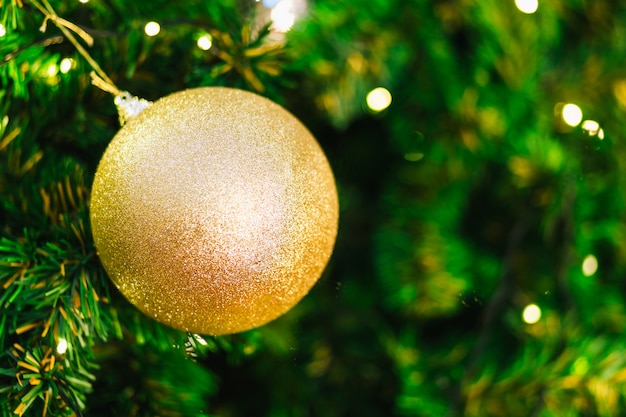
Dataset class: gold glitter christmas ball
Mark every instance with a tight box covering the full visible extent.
[90,87,338,335]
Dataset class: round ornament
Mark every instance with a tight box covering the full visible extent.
[90,87,339,335]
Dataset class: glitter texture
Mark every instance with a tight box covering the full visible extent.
[90,87,339,335]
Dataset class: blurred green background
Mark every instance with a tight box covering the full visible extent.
[2,0,626,416]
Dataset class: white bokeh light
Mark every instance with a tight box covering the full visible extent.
[366,87,392,112]
[515,0,538,14]
[562,103,583,127]
[59,57,74,74]
[57,338,68,354]
[271,0,297,32]
[144,21,161,37]
[522,303,541,324]
[197,34,213,51]
[582,254,598,277]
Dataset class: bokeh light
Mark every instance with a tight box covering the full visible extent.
[515,0,538,14]
[144,21,161,37]
[522,303,541,324]
[59,58,74,74]
[46,63,58,77]
[581,119,599,134]
[562,103,583,127]
[197,34,213,50]
[0,24,6,37]
[582,254,598,276]
[366,87,392,112]
[271,0,297,32]
[56,338,68,354]
[581,120,603,138]
[614,80,626,108]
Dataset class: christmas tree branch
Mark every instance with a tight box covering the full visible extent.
[555,176,578,315]
[447,209,533,416]
[28,0,121,95]
[0,171,115,416]
[526,175,580,416]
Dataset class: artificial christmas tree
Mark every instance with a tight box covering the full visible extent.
[2,0,626,416]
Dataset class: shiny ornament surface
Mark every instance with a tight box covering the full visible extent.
[90,87,338,335]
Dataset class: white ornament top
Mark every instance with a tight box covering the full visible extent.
[114,92,153,126]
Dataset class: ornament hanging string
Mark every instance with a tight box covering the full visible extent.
[30,0,151,125]
[30,0,119,94]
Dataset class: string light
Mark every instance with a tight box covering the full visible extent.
[59,57,74,73]
[144,21,161,37]
[561,103,583,127]
[366,87,392,112]
[515,0,538,14]
[522,303,541,324]
[0,24,6,37]
[56,338,68,354]
[197,34,213,51]
[582,254,598,276]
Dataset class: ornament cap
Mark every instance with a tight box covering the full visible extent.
[114,92,153,125]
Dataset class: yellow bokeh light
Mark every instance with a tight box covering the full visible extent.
[144,21,161,37]
[46,63,58,77]
[0,24,6,37]
[197,35,213,51]
[522,303,541,324]
[515,0,538,14]
[598,128,605,140]
[562,103,583,127]
[613,80,626,108]
[366,87,392,112]
[582,254,598,276]
[79,0,89,3]
[56,338,68,354]
[59,58,74,74]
